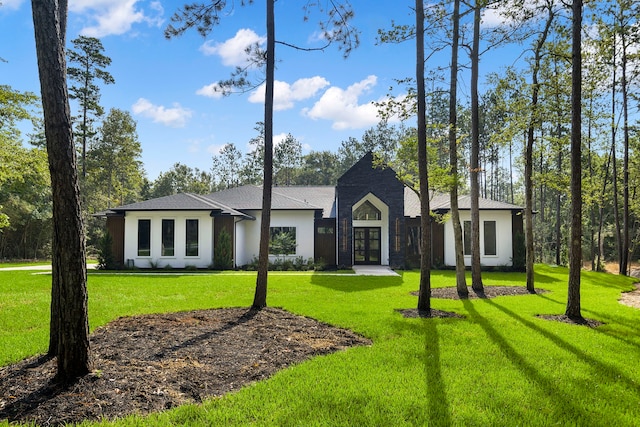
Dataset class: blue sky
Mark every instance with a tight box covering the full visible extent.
[1,0,520,179]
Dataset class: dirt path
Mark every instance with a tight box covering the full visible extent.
[619,283,640,309]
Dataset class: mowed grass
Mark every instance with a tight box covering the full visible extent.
[1,265,640,426]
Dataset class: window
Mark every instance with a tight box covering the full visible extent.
[161,219,175,256]
[317,226,334,235]
[406,226,421,256]
[353,201,381,220]
[137,219,151,256]
[186,219,199,257]
[269,227,296,255]
[484,221,497,256]
[463,221,471,256]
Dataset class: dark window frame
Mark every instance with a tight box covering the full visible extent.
[185,219,199,257]
[463,220,471,256]
[161,219,175,257]
[484,220,497,256]
[137,219,151,257]
[353,200,382,221]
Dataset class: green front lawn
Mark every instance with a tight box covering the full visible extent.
[1,266,639,426]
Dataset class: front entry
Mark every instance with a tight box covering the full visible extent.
[354,227,381,265]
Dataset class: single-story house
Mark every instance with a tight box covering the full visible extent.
[99,153,524,269]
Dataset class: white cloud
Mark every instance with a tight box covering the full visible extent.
[302,75,383,130]
[482,0,558,28]
[273,133,288,147]
[70,0,164,38]
[208,144,226,156]
[249,76,330,111]
[132,98,192,128]
[200,28,266,67]
[196,83,226,99]
[0,0,24,11]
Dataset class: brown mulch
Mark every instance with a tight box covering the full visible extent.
[0,307,371,426]
[535,314,602,328]
[396,308,464,318]
[412,285,545,300]
[399,286,544,319]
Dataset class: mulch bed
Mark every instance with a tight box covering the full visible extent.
[0,307,371,426]
[412,285,545,300]
[400,286,543,319]
[535,314,603,328]
[407,286,603,327]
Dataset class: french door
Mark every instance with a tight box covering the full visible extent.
[353,227,381,265]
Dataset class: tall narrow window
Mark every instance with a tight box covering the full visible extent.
[484,221,497,256]
[406,226,421,256]
[138,219,151,256]
[463,220,471,256]
[162,219,175,256]
[186,219,199,256]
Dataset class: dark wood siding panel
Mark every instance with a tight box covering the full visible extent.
[404,217,443,268]
[432,219,444,267]
[314,218,336,266]
[106,215,125,268]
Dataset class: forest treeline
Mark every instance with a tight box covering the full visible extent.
[1,0,639,274]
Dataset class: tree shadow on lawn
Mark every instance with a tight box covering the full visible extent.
[484,299,640,396]
[310,274,403,292]
[388,317,459,424]
[460,299,593,422]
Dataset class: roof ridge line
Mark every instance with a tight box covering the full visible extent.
[271,187,322,208]
[188,192,243,213]
[185,192,220,209]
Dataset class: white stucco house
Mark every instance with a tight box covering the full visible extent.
[100,153,525,269]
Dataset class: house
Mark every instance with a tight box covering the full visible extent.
[100,153,524,269]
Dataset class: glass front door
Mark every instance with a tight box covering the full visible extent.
[354,227,381,265]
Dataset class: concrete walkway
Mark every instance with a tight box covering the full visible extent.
[352,265,399,276]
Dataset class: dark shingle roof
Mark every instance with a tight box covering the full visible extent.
[104,185,521,220]
[404,187,523,217]
[205,185,335,218]
[108,193,251,218]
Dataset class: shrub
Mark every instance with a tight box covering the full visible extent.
[214,229,233,270]
[97,231,116,270]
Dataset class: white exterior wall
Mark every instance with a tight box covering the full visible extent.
[123,211,213,268]
[234,210,316,267]
[443,210,513,267]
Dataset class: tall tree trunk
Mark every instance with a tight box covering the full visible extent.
[449,0,467,297]
[525,4,553,290]
[416,0,431,313]
[588,98,596,271]
[566,0,583,321]
[596,147,612,271]
[32,0,92,380]
[470,1,483,292]
[253,0,275,309]
[620,30,630,276]
[555,118,562,267]
[611,41,622,272]
[509,139,514,203]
